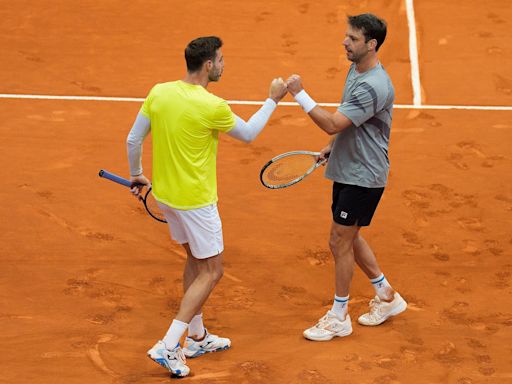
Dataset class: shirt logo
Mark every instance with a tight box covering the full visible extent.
[340,211,348,219]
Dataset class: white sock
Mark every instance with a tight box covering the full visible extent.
[162,319,188,349]
[188,314,205,339]
[331,294,349,320]
[371,273,393,300]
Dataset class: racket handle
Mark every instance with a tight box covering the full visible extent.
[98,169,131,188]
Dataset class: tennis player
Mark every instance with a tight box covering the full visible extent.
[126,36,287,376]
[286,14,407,341]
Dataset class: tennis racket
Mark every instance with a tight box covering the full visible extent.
[98,169,166,223]
[260,150,328,189]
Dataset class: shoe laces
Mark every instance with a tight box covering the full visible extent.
[167,347,187,364]
[316,313,339,329]
[367,297,384,318]
[177,348,186,363]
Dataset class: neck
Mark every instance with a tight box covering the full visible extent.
[355,54,379,73]
[183,71,209,88]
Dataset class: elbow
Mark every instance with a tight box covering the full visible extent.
[243,135,256,143]
[126,135,140,146]
[324,124,339,136]
[325,120,348,135]
[316,117,339,135]
[228,118,260,143]
[239,132,257,144]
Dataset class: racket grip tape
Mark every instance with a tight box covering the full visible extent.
[98,169,132,188]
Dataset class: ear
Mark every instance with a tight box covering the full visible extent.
[205,60,213,72]
[367,39,377,51]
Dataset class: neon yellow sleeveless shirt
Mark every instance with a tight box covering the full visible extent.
[140,81,235,209]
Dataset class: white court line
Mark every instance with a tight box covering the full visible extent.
[1,93,512,111]
[405,0,422,106]
[0,93,144,102]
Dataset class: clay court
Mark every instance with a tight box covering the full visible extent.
[1,1,511,383]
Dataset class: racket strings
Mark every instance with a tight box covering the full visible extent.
[262,154,317,186]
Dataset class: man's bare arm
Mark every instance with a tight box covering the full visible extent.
[287,74,353,135]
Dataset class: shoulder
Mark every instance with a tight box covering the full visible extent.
[145,82,170,98]
[367,64,391,83]
[371,64,393,87]
[359,68,392,96]
[141,83,164,111]
[207,93,235,129]
[202,92,232,118]
[151,81,180,93]
[204,90,228,106]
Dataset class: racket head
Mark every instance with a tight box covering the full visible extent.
[260,151,324,189]
[142,188,167,223]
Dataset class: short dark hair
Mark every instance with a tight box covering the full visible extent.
[348,14,387,51]
[185,36,223,72]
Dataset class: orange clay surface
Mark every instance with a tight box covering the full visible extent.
[1,1,512,383]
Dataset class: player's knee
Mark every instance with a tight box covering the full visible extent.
[329,236,352,256]
[209,265,224,285]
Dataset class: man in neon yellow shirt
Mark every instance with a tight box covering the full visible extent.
[126,36,287,377]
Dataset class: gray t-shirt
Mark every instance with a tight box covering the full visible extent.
[325,62,394,188]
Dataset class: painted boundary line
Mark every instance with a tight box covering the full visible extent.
[1,93,511,111]
[405,0,422,106]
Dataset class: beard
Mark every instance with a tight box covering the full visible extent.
[346,47,364,63]
[208,67,223,82]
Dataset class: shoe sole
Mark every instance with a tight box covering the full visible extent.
[147,354,189,377]
[358,299,408,326]
[303,328,353,341]
[183,344,230,359]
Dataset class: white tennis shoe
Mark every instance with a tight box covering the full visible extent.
[147,340,190,378]
[303,311,353,341]
[183,329,231,358]
[358,292,407,326]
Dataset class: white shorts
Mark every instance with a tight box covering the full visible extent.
[157,202,224,259]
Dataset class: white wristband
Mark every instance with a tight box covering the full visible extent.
[294,90,317,113]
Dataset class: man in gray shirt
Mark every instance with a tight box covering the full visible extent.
[287,13,407,341]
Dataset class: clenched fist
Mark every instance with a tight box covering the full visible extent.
[286,74,303,96]
[269,77,288,103]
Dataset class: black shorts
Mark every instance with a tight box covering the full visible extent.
[331,182,384,226]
